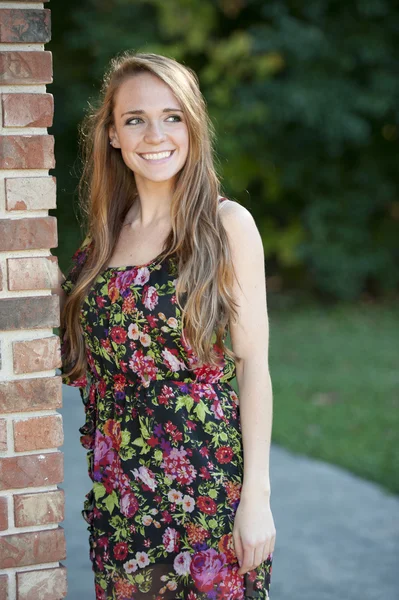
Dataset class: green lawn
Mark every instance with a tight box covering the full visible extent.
[231,300,398,496]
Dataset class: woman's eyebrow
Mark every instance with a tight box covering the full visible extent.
[121,108,183,117]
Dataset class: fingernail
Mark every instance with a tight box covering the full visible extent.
[238,559,242,567]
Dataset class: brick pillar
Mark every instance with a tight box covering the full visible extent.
[0,1,67,598]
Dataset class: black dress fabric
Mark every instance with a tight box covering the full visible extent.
[60,197,273,599]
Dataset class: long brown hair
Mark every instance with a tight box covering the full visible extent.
[61,50,241,382]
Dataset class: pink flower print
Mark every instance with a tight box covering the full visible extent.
[160,447,197,486]
[162,527,181,553]
[211,399,225,420]
[131,465,158,492]
[167,489,183,504]
[173,551,192,576]
[135,551,150,569]
[142,285,159,310]
[192,352,224,383]
[167,316,178,329]
[120,489,139,518]
[139,332,152,347]
[191,382,218,403]
[128,348,157,386]
[94,430,112,465]
[115,270,137,293]
[217,563,245,599]
[134,266,151,286]
[162,347,186,373]
[123,558,138,574]
[190,548,228,593]
[182,495,195,513]
[127,323,140,340]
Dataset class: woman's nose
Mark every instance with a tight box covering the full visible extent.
[144,121,167,143]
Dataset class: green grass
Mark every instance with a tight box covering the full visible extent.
[245,300,399,496]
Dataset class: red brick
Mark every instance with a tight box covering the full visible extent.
[0,295,59,331]
[14,489,64,527]
[0,135,54,169]
[0,377,62,415]
[13,414,63,452]
[0,216,57,251]
[0,419,7,452]
[5,176,56,211]
[0,10,51,44]
[0,575,8,600]
[2,93,53,128]
[0,452,63,492]
[13,336,61,375]
[0,496,8,531]
[17,565,67,600]
[0,527,66,569]
[0,51,52,85]
[8,256,58,291]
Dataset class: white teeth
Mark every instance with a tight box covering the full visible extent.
[141,151,173,160]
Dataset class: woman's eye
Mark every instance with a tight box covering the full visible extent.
[126,117,140,125]
[126,115,182,126]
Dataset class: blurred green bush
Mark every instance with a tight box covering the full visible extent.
[49,0,399,300]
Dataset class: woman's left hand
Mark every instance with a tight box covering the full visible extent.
[232,489,276,576]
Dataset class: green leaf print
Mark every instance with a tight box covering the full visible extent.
[175,395,194,413]
[132,437,145,446]
[113,312,122,324]
[194,399,211,423]
[208,488,218,499]
[154,449,163,462]
[138,415,151,439]
[140,443,152,455]
[104,490,118,515]
[99,580,107,591]
[119,445,136,461]
[197,512,209,529]
[121,429,131,447]
[93,482,106,501]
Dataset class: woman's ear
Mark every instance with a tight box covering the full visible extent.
[109,126,121,148]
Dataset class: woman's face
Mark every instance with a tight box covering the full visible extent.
[110,72,189,186]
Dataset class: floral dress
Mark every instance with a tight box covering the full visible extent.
[60,198,273,600]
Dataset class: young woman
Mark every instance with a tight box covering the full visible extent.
[57,51,275,599]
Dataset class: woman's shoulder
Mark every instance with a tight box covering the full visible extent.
[217,197,260,251]
[217,196,254,221]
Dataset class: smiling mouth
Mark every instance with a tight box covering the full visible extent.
[139,150,175,161]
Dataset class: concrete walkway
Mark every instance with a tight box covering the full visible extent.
[59,385,399,600]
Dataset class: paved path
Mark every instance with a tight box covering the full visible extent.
[60,385,399,600]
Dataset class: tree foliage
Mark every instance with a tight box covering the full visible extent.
[50,0,399,299]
